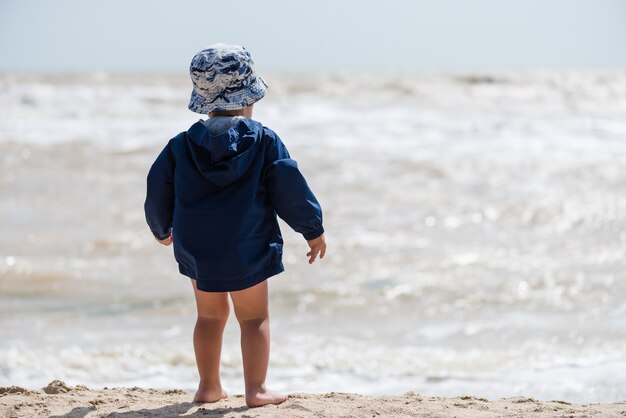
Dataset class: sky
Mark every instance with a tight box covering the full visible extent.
[1,0,625,73]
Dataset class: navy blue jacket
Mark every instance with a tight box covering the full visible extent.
[144,117,324,292]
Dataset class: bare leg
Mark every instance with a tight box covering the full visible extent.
[190,279,229,403]
[229,280,287,407]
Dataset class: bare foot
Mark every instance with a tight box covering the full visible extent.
[193,385,228,403]
[245,387,288,408]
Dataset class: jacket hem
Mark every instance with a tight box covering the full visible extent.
[179,261,285,292]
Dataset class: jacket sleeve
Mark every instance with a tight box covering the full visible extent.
[144,139,175,240]
[262,129,324,240]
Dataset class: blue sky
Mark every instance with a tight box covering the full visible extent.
[1,0,625,73]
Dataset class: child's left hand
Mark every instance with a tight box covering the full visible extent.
[306,234,326,264]
[156,233,173,246]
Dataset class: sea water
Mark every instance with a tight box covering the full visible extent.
[0,71,625,403]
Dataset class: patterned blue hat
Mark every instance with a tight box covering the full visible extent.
[188,43,268,114]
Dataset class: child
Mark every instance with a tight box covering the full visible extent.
[143,43,326,408]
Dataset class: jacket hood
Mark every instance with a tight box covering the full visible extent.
[185,117,263,187]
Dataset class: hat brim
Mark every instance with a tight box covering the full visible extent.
[188,76,268,114]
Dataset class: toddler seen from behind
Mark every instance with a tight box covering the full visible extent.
[144,43,326,407]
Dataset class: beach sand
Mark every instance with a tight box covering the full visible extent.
[0,380,624,417]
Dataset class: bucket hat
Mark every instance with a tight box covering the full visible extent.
[188,43,268,114]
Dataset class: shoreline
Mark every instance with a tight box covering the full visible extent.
[0,381,624,417]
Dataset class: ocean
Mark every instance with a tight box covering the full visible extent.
[0,71,625,403]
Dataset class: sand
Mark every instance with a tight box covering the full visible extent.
[0,380,624,418]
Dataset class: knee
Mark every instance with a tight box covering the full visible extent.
[237,317,268,334]
[196,305,230,323]
[234,312,268,326]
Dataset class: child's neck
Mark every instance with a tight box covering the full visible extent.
[209,107,253,119]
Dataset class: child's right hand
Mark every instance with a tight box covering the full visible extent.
[155,233,173,246]
[306,234,326,264]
